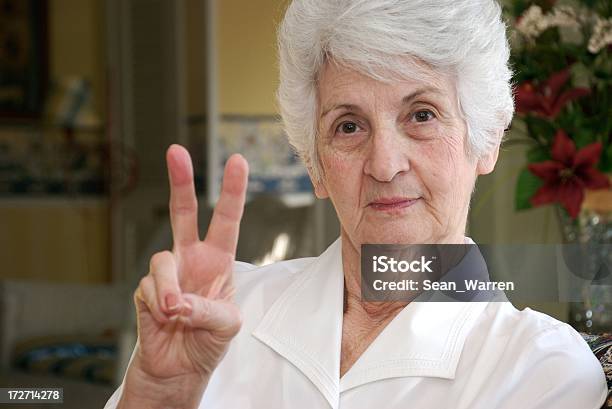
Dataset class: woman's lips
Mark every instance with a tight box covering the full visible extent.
[368,197,419,211]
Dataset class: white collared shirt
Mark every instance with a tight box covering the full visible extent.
[105,237,607,408]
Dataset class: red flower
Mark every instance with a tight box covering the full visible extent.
[516,69,591,119]
[528,130,610,218]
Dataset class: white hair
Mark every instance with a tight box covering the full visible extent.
[277,0,515,181]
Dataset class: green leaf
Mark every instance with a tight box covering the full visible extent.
[515,168,543,211]
[574,130,596,149]
[538,27,560,44]
[600,143,612,173]
[505,0,529,17]
[526,146,550,163]
[509,0,530,18]
[525,116,557,142]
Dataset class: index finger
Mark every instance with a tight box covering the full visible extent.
[204,154,249,255]
[167,144,200,248]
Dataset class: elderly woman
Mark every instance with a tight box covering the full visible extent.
[105,1,607,408]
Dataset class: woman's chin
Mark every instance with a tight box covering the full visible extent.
[360,227,430,245]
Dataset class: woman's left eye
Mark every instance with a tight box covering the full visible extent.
[411,110,436,123]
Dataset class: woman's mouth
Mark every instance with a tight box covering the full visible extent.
[368,197,420,212]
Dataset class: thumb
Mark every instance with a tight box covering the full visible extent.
[180,293,242,339]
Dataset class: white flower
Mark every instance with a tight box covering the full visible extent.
[516,4,581,41]
[548,6,581,30]
[588,16,612,54]
[516,5,545,40]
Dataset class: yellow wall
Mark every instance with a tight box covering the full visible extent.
[217,0,289,115]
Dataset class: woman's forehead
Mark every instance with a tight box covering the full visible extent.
[317,60,456,110]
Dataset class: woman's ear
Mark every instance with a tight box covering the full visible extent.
[476,130,502,175]
[306,165,329,199]
[476,145,500,176]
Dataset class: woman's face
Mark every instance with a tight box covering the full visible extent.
[312,60,499,247]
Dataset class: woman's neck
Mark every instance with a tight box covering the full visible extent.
[341,241,408,318]
[340,228,468,313]
[339,231,407,376]
[338,228,467,376]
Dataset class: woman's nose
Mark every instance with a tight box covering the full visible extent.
[363,127,411,182]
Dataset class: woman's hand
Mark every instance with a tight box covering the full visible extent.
[119,144,249,409]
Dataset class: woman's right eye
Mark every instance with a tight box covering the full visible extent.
[335,121,362,135]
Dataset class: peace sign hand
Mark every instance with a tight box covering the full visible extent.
[118,145,248,409]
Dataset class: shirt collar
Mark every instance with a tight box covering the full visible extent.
[252,236,490,407]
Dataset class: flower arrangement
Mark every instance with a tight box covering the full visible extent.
[507,0,611,219]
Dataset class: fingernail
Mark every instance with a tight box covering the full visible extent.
[166,294,179,311]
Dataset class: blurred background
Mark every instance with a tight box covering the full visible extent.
[0,0,609,408]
